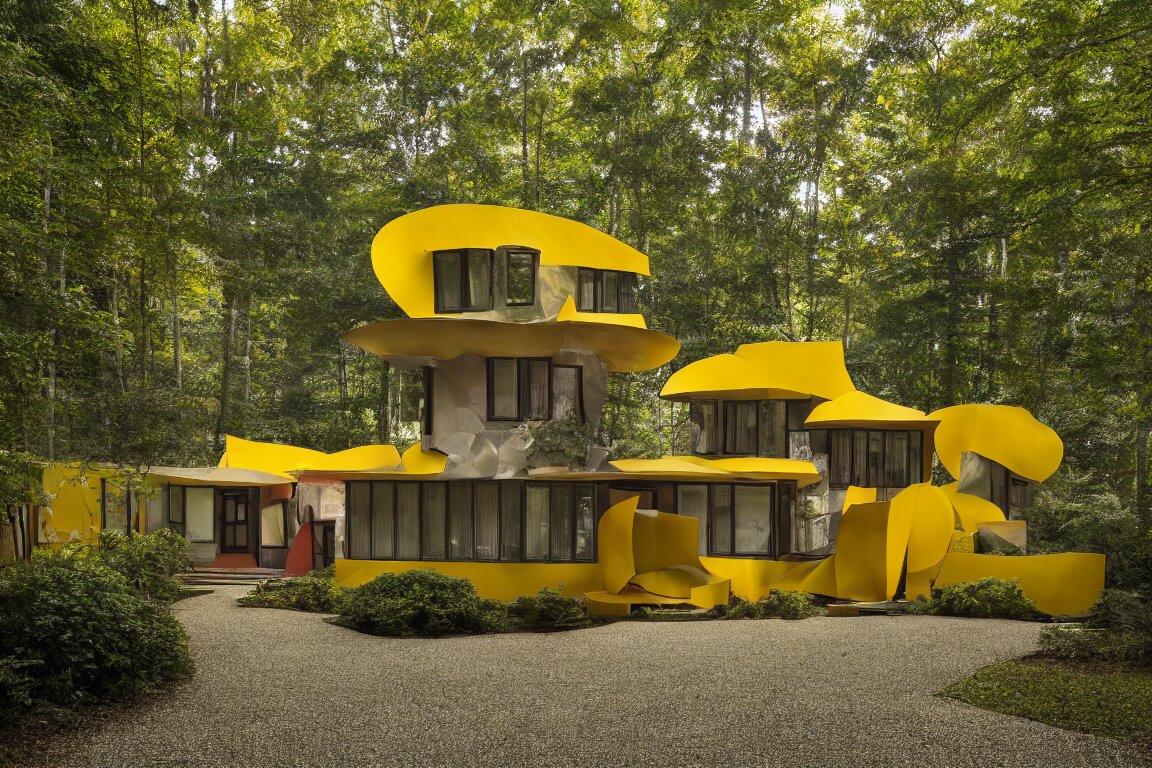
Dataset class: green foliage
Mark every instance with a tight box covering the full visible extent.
[337,570,506,638]
[506,588,592,632]
[516,419,602,469]
[0,547,193,719]
[925,578,1042,621]
[724,591,821,620]
[94,528,190,603]
[940,659,1152,748]
[238,574,345,614]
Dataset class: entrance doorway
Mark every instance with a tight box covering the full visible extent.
[220,492,249,553]
[312,520,336,571]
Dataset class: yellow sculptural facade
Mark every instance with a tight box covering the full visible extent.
[37,204,1105,615]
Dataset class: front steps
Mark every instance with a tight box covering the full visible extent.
[178,567,284,587]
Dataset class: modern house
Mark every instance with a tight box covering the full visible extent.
[36,204,1104,615]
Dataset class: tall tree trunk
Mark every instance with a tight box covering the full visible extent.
[214,291,236,451]
[376,359,390,444]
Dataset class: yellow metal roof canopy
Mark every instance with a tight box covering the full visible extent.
[661,341,856,402]
[805,390,938,429]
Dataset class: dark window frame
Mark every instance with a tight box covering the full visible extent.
[503,249,538,307]
[723,400,760,455]
[259,500,290,550]
[421,366,434,437]
[433,248,493,313]
[345,480,597,564]
[99,477,135,534]
[689,399,719,455]
[575,267,639,314]
[550,364,585,422]
[486,357,584,423]
[826,428,925,489]
[676,481,778,559]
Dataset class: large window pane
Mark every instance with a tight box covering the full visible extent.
[550,484,574,561]
[577,268,596,311]
[909,431,923,484]
[852,430,868,486]
[506,251,535,306]
[433,251,463,311]
[710,485,733,555]
[600,271,619,312]
[885,431,909,487]
[725,401,757,454]
[521,360,550,419]
[475,482,500,560]
[552,366,581,421]
[261,503,286,547]
[489,358,518,419]
[168,485,185,527]
[574,486,596,561]
[867,431,885,487]
[467,250,491,309]
[734,486,773,555]
[525,485,550,560]
[677,484,709,555]
[758,400,786,458]
[102,479,128,532]
[691,400,718,454]
[185,487,215,543]
[829,431,853,486]
[618,272,638,313]
[396,483,420,559]
[422,483,447,559]
[448,482,473,559]
[348,483,371,559]
[501,482,522,560]
[371,482,394,558]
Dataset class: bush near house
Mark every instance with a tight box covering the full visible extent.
[723,590,822,620]
[918,577,1042,620]
[0,544,193,720]
[507,588,592,631]
[1039,589,1152,666]
[238,571,345,613]
[95,527,190,603]
[335,570,507,637]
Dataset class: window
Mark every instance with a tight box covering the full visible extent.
[677,484,709,555]
[690,400,718,454]
[345,480,596,563]
[487,358,583,422]
[827,429,925,488]
[700,483,776,557]
[724,401,758,454]
[758,401,786,458]
[100,478,136,533]
[505,250,537,306]
[433,249,492,312]
[422,367,434,437]
[168,485,185,534]
[576,268,639,313]
[185,487,215,543]
[261,502,287,547]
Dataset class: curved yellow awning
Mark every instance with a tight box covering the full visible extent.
[342,317,680,373]
[146,466,296,487]
[805,390,938,429]
[660,341,856,402]
[929,404,1063,482]
[372,204,650,318]
[609,455,823,487]
[219,435,403,475]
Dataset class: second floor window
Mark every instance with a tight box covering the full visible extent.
[827,429,924,488]
[505,250,537,306]
[434,249,492,312]
[487,358,583,422]
[577,268,639,314]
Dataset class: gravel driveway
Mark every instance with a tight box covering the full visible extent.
[26,587,1146,768]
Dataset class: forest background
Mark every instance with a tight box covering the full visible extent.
[2,0,1150,583]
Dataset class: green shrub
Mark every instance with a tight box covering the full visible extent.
[1038,590,1152,666]
[95,528,190,603]
[1038,625,1138,663]
[724,591,821,620]
[337,570,505,637]
[0,547,193,718]
[507,588,591,631]
[238,574,344,613]
[927,577,1041,620]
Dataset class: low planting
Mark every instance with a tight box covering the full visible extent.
[95,527,190,603]
[915,577,1042,620]
[722,590,822,620]
[336,570,506,637]
[1039,590,1151,667]
[238,572,345,613]
[0,536,194,723]
[507,588,592,631]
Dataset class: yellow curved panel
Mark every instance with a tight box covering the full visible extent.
[371,204,650,318]
[221,435,402,474]
[940,482,1007,532]
[609,456,823,487]
[400,443,449,475]
[805,390,937,429]
[934,551,1106,616]
[930,404,1063,482]
[832,501,907,602]
[556,295,648,329]
[343,317,680,373]
[895,483,955,573]
[843,485,877,511]
[660,341,856,401]
[41,465,104,546]
[630,565,718,599]
[598,496,639,594]
[335,558,604,601]
[701,556,823,599]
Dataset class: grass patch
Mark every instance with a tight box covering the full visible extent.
[940,658,1152,750]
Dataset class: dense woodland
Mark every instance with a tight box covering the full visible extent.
[1,0,1150,571]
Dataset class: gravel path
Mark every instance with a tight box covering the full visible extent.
[26,587,1146,768]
